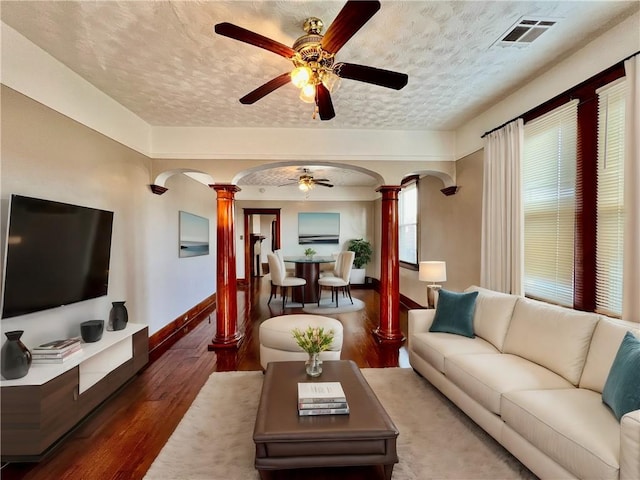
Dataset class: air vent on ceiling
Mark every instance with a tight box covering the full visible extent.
[494,17,557,47]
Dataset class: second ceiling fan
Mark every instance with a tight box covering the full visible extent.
[281,168,334,191]
[215,0,408,121]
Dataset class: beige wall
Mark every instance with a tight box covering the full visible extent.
[0,86,215,341]
[400,150,484,306]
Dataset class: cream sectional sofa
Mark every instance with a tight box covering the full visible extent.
[408,286,640,480]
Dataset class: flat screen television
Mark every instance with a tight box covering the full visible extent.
[1,194,114,319]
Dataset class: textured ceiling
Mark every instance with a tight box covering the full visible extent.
[2,1,638,131]
[238,165,380,187]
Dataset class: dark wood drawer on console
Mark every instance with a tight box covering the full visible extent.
[132,327,149,372]
[1,368,80,459]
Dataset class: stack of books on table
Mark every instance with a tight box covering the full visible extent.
[32,337,82,364]
[297,382,349,416]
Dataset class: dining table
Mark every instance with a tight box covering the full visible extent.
[283,255,335,304]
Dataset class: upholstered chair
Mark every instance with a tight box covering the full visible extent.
[317,251,355,307]
[273,249,294,277]
[267,253,306,309]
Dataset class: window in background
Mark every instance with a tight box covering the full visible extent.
[399,179,418,266]
[523,101,578,307]
[596,79,626,316]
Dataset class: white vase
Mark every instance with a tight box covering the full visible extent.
[349,268,366,284]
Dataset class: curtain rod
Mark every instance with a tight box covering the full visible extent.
[480,51,639,140]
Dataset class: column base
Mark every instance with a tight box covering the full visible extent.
[372,327,405,344]
[208,332,244,350]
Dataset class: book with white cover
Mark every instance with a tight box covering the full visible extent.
[297,382,346,404]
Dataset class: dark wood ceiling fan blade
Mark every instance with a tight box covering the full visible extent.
[239,73,291,104]
[333,62,408,90]
[215,23,296,59]
[315,83,335,121]
[321,0,380,54]
[315,182,334,188]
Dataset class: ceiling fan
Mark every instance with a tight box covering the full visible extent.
[280,168,334,191]
[214,0,408,120]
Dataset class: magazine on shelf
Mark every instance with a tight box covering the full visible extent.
[32,344,82,359]
[298,406,350,416]
[31,348,83,364]
[297,382,347,404]
[33,337,81,353]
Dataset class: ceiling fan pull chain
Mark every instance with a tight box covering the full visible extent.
[312,105,319,120]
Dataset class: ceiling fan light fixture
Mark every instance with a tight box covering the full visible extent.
[321,71,341,93]
[299,180,314,191]
[291,66,312,88]
[299,83,316,103]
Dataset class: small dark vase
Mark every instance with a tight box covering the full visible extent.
[1,330,32,380]
[108,301,128,331]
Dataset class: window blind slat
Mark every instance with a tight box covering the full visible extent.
[596,79,626,316]
[523,100,578,307]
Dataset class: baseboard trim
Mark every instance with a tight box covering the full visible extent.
[148,293,216,364]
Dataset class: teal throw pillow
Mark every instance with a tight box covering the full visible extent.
[602,331,640,421]
[429,289,478,338]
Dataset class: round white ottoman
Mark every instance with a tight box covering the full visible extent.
[259,314,343,370]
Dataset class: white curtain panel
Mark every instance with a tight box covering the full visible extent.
[623,55,640,323]
[480,119,524,295]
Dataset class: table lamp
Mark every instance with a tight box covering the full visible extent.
[419,261,447,308]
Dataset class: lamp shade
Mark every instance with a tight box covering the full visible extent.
[419,261,447,283]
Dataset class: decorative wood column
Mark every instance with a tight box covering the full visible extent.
[208,184,243,350]
[373,185,405,343]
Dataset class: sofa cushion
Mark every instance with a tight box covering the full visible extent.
[444,353,574,414]
[580,317,640,393]
[429,289,478,338]
[465,286,519,351]
[602,331,640,421]
[503,297,599,385]
[410,332,498,373]
[502,389,620,480]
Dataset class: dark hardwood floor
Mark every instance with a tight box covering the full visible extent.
[2,277,410,480]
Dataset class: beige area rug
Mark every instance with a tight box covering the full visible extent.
[302,297,365,315]
[144,368,537,480]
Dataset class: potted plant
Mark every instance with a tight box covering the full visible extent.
[304,247,316,258]
[347,238,372,284]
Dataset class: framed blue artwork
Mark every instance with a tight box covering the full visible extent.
[298,212,340,244]
[179,211,209,257]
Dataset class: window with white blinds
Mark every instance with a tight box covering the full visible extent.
[399,181,418,265]
[596,79,626,316]
[523,100,578,307]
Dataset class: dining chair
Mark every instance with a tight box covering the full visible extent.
[317,251,355,307]
[319,251,343,279]
[273,249,294,277]
[267,253,306,309]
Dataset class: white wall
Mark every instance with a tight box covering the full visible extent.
[0,87,215,348]
[235,200,375,279]
[144,174,217,334]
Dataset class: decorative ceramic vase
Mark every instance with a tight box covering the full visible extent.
[108,301,128,331]
[305,353,322,377]
[1,330,32,380]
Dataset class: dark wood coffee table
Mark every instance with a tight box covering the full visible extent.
[253,360,399,479]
